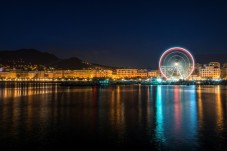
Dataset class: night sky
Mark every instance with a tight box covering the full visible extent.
[1,0,227,68]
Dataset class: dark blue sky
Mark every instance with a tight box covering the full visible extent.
[1,0,227,68]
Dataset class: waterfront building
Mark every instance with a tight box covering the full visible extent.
[73,70,94,79]
[0,68,163,80]
[15,70,29,79]
[63,70,74,78]
[93,70,112,78]
[27,71,37,79]
[199,62,221,79]
[147,70,160,77]
[190,74,202,80]
[115,69,138,78]
[137,69,148,78]
[0,71,17,79]
[44,71,54,79]
[37,71,45,79]
[53,70,63,78]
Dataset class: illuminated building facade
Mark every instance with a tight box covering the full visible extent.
[199,62,221,79]
[0,61,222,81]
[53,70,63,78]
[148,70,160,77]
[0,68,163,80]
[93,70,112,78]
[115,69,138,78]
[73,70,94,79]
[0,71,17,79]
[137,69,148,78]
[44,71,54,79]
[27,71,37,79]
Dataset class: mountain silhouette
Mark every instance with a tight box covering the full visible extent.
[0,49,114,70]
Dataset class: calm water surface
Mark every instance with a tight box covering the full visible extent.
[0,84,227,150]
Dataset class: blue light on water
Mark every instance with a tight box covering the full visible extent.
[188,86,197,138]
[155,86,166,143]
[154,86,198,149]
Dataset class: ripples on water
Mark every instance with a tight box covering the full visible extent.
[0,83,227,150]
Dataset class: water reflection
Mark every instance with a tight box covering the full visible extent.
[197,85,204,129]
[108,85,125,142]
[195,85,227,150]
[153,86,198,150]
[216,86,223,130]
[155,86,166,145]
[0,84,227,150]
[174,86,181,132]
[0,83,55,98]
[196,86,225,131]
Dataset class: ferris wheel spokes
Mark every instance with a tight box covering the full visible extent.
[159,47,195,80]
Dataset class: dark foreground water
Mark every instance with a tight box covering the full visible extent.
[0,84,227,151]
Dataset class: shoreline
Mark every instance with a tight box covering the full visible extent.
[0,80,227,86]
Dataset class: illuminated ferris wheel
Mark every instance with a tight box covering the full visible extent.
[159,47,195,80]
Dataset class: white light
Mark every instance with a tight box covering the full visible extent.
[157,78,162,83]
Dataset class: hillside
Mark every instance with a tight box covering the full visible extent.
[0,49,60,65]
[0,49,114,70]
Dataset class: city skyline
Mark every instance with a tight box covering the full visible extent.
[0,47,227,81]
[1,1,227,150]
[1,0,227,68]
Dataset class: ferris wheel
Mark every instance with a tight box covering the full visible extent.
[159,47,195,80]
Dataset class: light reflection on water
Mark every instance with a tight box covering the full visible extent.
[0,84,227,150]
[152,85,198,150]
